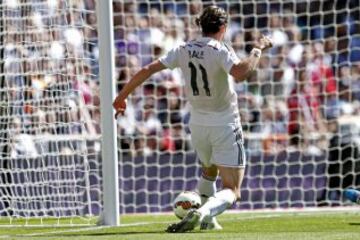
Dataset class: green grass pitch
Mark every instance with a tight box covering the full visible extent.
[1,210,360,240]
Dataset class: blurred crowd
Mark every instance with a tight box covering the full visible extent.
[2,0,99,158]
[3,0,360,158]
[116,0,360,156]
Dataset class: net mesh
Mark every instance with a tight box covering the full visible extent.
[116,0,360,213]
[0,0,101,224]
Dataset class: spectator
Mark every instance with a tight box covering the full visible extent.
[288,69,327,151]
[231,31,246,59]
[133,98,163,156]
[270,53,295,98]
[168,115,191,152]
[282,9,301,43]
[324,65,354,120]
[351,63,360,101]
[10,117,38,158]
[135,98,162,135]
[261,100,288,154]
[309,42,337,102]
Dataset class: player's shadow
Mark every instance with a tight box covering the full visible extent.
[348,222,360,226]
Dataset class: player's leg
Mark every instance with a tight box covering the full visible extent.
[344,189,360,204]
[166,124,212,233]
[166,124,245,233]
[198,165,218,204]
[166,166,244,233]
[194,124,245,226]
[197,165,222,230]
[196,166,244,221]
[191,125,227,230]
[187,123,217,213]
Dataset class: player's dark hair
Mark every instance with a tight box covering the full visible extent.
[195,6,228,35]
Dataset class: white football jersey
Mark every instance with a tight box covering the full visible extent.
[159,37,241,126]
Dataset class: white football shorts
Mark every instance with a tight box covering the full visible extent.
[189,123,246,168]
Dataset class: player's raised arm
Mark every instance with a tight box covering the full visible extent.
[230,35,273,82]
[112,60,166,118]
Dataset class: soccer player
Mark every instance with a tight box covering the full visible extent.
[113,6,272,232]
[344,189,360,204]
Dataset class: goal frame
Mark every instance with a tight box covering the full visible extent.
[97,0,119,226]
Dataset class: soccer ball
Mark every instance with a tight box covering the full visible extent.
[173,191,201,219]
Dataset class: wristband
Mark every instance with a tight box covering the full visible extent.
[251,48,262,58]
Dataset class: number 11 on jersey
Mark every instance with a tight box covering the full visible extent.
[188,61,211,97]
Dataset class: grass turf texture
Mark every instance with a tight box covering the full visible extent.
[0,211,359,240]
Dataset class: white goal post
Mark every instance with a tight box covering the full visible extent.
[0,0,119,226]
[97,0,119,226]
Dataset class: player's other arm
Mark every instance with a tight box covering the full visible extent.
[230,35,273,82]
[113,60,166,117]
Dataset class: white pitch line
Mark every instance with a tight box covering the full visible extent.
[0,226,111,239]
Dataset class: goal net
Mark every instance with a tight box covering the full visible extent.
[116,0,360,214]
[0,0,101,224]
[1,0,360,226]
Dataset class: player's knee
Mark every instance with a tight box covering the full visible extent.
[201,165,218,181]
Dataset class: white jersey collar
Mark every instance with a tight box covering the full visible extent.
[197,37,222,49]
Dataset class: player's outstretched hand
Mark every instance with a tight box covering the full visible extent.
[254,35,273,51]
[113,98,127,118]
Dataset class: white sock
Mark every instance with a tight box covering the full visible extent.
[197,176,216,205]
[197,189,236,221]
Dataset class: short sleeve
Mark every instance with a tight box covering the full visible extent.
[219,44,240,73]
[159,46,181,70]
